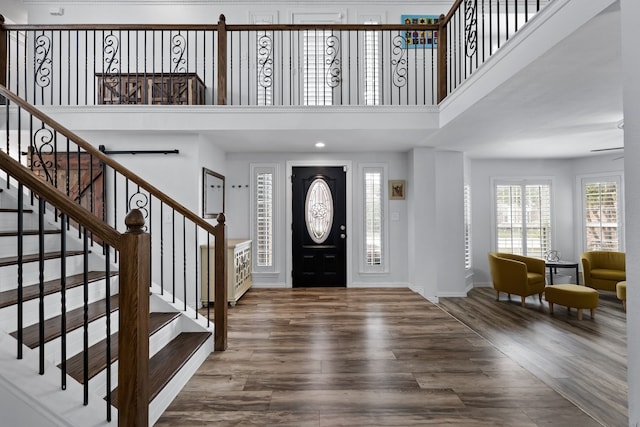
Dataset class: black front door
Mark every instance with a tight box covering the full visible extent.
[292,166,347,287]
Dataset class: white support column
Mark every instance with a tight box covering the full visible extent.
[407,148,437,300]
[621,0,640,424]
[435,151,466,297]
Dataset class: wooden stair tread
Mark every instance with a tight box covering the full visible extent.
[62,312,181,383]
[0,250,86,267]
[0,208,34,213]
[11,294,120,348]
[111,332,211,407]
[0,271,115,309]
[0,229,61,237]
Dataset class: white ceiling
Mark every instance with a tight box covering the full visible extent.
[425,2,623,160]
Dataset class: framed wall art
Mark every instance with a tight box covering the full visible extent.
[401,15,439,49]
[389,180,406,200]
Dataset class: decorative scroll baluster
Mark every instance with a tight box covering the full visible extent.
[257,32,273,93]
[325,34,341,89]
[391,34,408,89]
[34,33,52,89]
[171,33,187,73]
[31,126,55,184]
[465,0,478,58]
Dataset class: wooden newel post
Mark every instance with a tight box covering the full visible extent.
[217,14,227,106]
[214,212,227,351]
[437,14,448,103]
[118,209,150,427]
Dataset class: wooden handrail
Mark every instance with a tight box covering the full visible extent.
[0,150,121,247]
[1,22,439,32]
[0,85,219,236]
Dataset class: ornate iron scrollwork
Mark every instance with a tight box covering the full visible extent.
[257,33,273,90]
[103,33,120,73]
[325,34,341,88]
[391,34,408,88]
[34,34,52,88]
[465,0,478,57]
[31,126,55,183]
[171,33,187,73]
[128,191,149,229]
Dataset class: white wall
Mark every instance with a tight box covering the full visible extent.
[621,0,640,423]
[225,151,413,288]
[468,157,622,287]
[25,1,448,25]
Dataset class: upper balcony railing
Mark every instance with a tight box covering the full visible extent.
[0,0,551,108]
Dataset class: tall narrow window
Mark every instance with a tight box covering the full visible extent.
[464,183,472,270]
[495,180,552,257]
[361,165,387,273]
[251,164,278,272]
[365,171,382,265]
[583,177,622,251]
[303,30,338,105]
[363,20,380,105]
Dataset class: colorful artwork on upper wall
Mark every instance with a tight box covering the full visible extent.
[401,15,439,49]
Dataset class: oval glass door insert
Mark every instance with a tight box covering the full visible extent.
[305,178,334,244]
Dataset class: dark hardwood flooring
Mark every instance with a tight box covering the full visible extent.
[156,287,621,426]
[438,287,628,427]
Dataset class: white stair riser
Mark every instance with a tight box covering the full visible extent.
[0,254,96,293]
[0,233,86,258]
[0,277,120,333]
[87,314,184,394]
[43,314,120,366]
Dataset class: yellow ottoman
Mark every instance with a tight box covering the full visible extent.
[616,281,627,311]
[545,284,599,320]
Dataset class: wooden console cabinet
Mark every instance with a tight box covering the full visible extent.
[200,239,252,306]
[96,72,205,105]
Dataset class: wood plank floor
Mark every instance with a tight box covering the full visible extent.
[438,287,628,427]
[156,287,613,426]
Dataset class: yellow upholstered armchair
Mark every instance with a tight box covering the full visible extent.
[580,251,626,292]
[488,252,546,307]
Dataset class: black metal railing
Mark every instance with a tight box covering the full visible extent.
[0,2,552,108]
[0,84,226,423]
[441,0,552,97]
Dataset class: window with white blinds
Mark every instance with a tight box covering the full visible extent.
[494,181,552,258]
[464,183,472,270]
[363,21,380,105]
[361,165,387,273]
[582,177,622,251]
[303,30,336,105]
[251,164,278,272]
[365,171,382,265]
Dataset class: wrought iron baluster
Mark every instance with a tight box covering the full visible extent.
[60,213,67,390]
[105,246,112,421]
[17,183,24,359]
[82,228,89,405]
[38,197,45,374]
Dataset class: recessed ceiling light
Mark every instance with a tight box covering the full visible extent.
[315,142,325,148]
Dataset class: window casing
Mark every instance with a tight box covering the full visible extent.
[464,183,472,270]
[494,180,552,258]
[251,164,278,272]
[360,164,388,273]
[581,176,623,252]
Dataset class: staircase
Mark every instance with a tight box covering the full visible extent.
[0,85,227,426]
